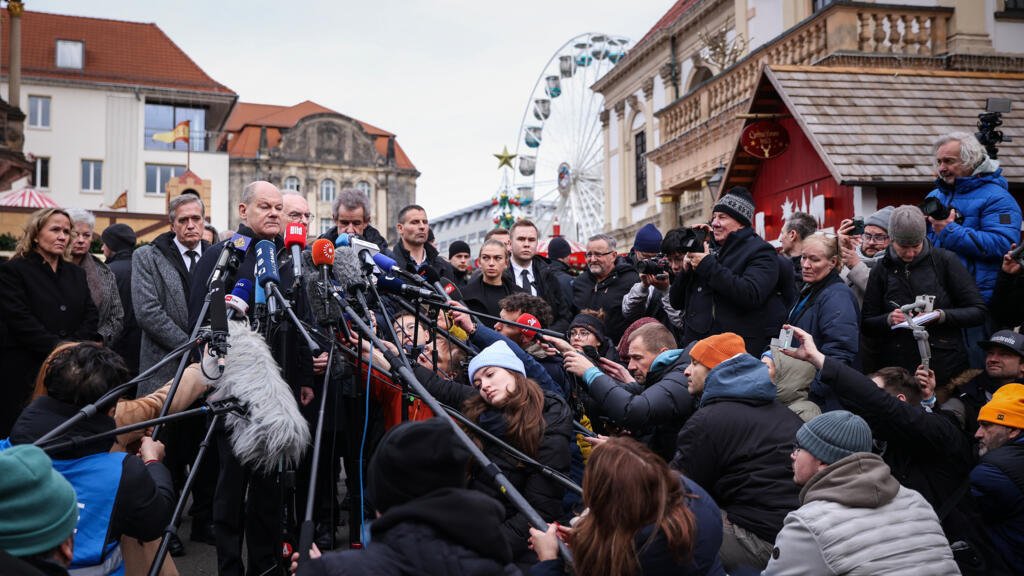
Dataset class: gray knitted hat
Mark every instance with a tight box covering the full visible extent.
[713,186,755,227]
[864,205,895,232]
[888,205,926,246]
[796,410,872,465]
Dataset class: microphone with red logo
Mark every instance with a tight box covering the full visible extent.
[284,222,308,286]
[517,313,543,341]
[310,238,335,286]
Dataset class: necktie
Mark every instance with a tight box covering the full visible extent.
[186,250,198,273]
[520,269,532,294]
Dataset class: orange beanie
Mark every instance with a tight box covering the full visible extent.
[979,383,1024,430]
[689,332,746,369]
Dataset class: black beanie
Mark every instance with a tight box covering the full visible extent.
[101,223,137,253]
[713,186,756,227]
[367,418,470,513]
[548,236,571,260]
[569,313,607,344]
[449,240,471,258]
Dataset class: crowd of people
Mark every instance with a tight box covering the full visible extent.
[0,130,1023,576]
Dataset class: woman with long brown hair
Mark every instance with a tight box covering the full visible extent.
[0,208,98,436]
[530,436,725,576]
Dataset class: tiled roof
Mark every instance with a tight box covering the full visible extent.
[765,66,1024,184]
[1,10,234,95]
[634,0,701,50]
[225,101,416,171]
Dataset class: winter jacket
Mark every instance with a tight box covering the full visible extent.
[622,282,684,331]
[970,434,1024,572]
[413,366,573,564]
[460,275,526,329]
[764,453,959,575]
[672,354,802,543]
[841,244,886,306]
[9,396,175,544]
[862,242,986,385]
[319,223,390,254]
[299,488,521,576]
[132,231,209,394]
[670,227,787,355]
[391,240,456,283]
[991,270,1024,330]
[770,348,820,423]
[926,159,1021,301]
[503,256,572,333]
[78,254,124,347]
[954,370,1011,438]
[0,252,99,435]
[532,475,725,576]
[572,257,640,343]
[547,259,576,317]
[0,550,68,576]
[583,349,694,461]
[787,270,860,411]
[818,358,978,543]
[106,249,141,375]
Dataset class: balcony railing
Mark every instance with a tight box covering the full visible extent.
[656,2,952,144]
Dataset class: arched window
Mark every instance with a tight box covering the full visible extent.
[320,179,336,202]
[283,176,300,191]
[356,180,372,195]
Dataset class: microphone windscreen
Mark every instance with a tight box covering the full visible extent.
[375,271,405,294]
[333,246,364,291]
[517,313,541,340]
[284,222,308,250]
[254,240,280,287]
[226,233,253,255]
[231,278,253,301]
[225,294,249,317]
[311,238,335,267]
[334,233,351,248]
[372,252,398,272]
[254,281,266,305]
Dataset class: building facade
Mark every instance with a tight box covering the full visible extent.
[1,10,237,235]
[224,100,418,243]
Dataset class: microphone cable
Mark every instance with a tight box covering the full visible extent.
[358,340,374,545]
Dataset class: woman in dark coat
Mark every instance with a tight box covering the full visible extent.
[529,436,725,576]
[0,208,98,436]
[786,233,860,410]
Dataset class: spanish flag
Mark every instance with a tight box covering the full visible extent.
[152,120,190,144]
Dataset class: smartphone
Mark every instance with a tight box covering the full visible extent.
[849,217,865,236]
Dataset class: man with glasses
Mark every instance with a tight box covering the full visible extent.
[283,190,312,226]
[572,234,639,343]
[838,205,894,305]
[320,187,390,253]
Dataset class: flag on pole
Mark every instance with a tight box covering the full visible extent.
[152,120,190,144]
[110,190,128,210]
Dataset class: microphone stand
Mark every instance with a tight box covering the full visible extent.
[265,282,323,356]
[310,298,574,569]
[419,299,565,340]
[297,342,336,564]
[391,297,475,356]
[364,280,410,422]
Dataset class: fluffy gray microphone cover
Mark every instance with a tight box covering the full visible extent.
[209,320,311,474]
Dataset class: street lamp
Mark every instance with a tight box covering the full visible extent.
[705,164,725,199]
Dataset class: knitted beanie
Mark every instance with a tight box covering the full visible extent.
[796,410,873,464]
[100,223,137,253]
[547,237,572,260]
[633,223,663,254]
[713,186,756,227]
[864,206,895,232]
[569,313,607,344]
[0,444,79,556]
[889,205,926,246]
[690,332,746,369]
[448,240,471,258]
[467,340,526,384]
[366,418,471,513]
[979,383,1024,430]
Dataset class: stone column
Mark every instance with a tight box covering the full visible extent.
[614,100,628,231]
[948,0,993,54]
[8,1,23,110]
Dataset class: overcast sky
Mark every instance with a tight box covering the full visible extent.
[31,0,670,219]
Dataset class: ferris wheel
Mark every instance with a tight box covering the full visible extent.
[513,33,629,242]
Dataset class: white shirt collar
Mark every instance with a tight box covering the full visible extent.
[173,237,202,262]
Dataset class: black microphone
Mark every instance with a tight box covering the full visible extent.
[208,277,229,376]
[210,233,253,286]
[376,271,446,302]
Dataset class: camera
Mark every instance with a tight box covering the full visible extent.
[920,197,965,225]
[677,227,709,253]
[638,257,670,276]
[849,217,865,236]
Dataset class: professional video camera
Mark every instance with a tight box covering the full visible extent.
[976,97,1012,160]
[637,257,670,275]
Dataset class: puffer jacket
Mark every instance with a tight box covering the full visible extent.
[299,488,521,576]
[583,349,695,461]
[926,159,1021,301]
[770,347,820,423]
[764,453,959,575]
[672,354,802,543]
[970,434,1024,573]
[572,257,640,343]
[862,241,986,385]
[670,227,787,355]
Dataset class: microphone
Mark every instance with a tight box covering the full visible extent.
[254,240,281,316]
[371,252,435,289]
[336,233,378,270]
[284,222,308,285]
[375,270,446,302]
[226,278,253,321]
[334,245,373,320]
[517,313,542,341]
[207,321,311,474]
[210,233,253,285]
[311,238,335,280]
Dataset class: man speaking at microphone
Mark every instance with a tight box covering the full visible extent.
[189,181,315,576]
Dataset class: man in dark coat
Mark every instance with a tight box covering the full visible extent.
[669,187,787,355]
[564,322,694,461]
[296,418,520,576]
[447,240,472,287]
[955,330,1024,437]
[971,384,1024,573]
[544,236,576,316]
[101,223,140,375]
[390,204,455,282]
[673,332,802,573]
[991,248,1024,330]
[504,220,572,333]
[319,186,390,253]
[572,234,639,344]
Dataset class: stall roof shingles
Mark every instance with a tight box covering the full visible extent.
[766,66,1024,184]
[1,11,234,95]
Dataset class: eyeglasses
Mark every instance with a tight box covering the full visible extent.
[286,211,311,222]
[585,250,614,259]
[568,328,594,340]
[862,233,889,243]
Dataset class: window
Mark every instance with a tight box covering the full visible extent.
[81,160,102,193]
[320,179,336,202]
[145,164,185,195]
[634,130,647,203]
[34,157,50,189]
[144,103,206,151]
[1006,0,1024,11]
[284,176,300,191]
[56,40,84,69]
[320,218,333,235]
[28,96,51,128]
[356,180,372,195]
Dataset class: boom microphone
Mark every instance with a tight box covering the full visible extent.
[226,278,253,320]
[284,222,308,285]
[207,321,311,473]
